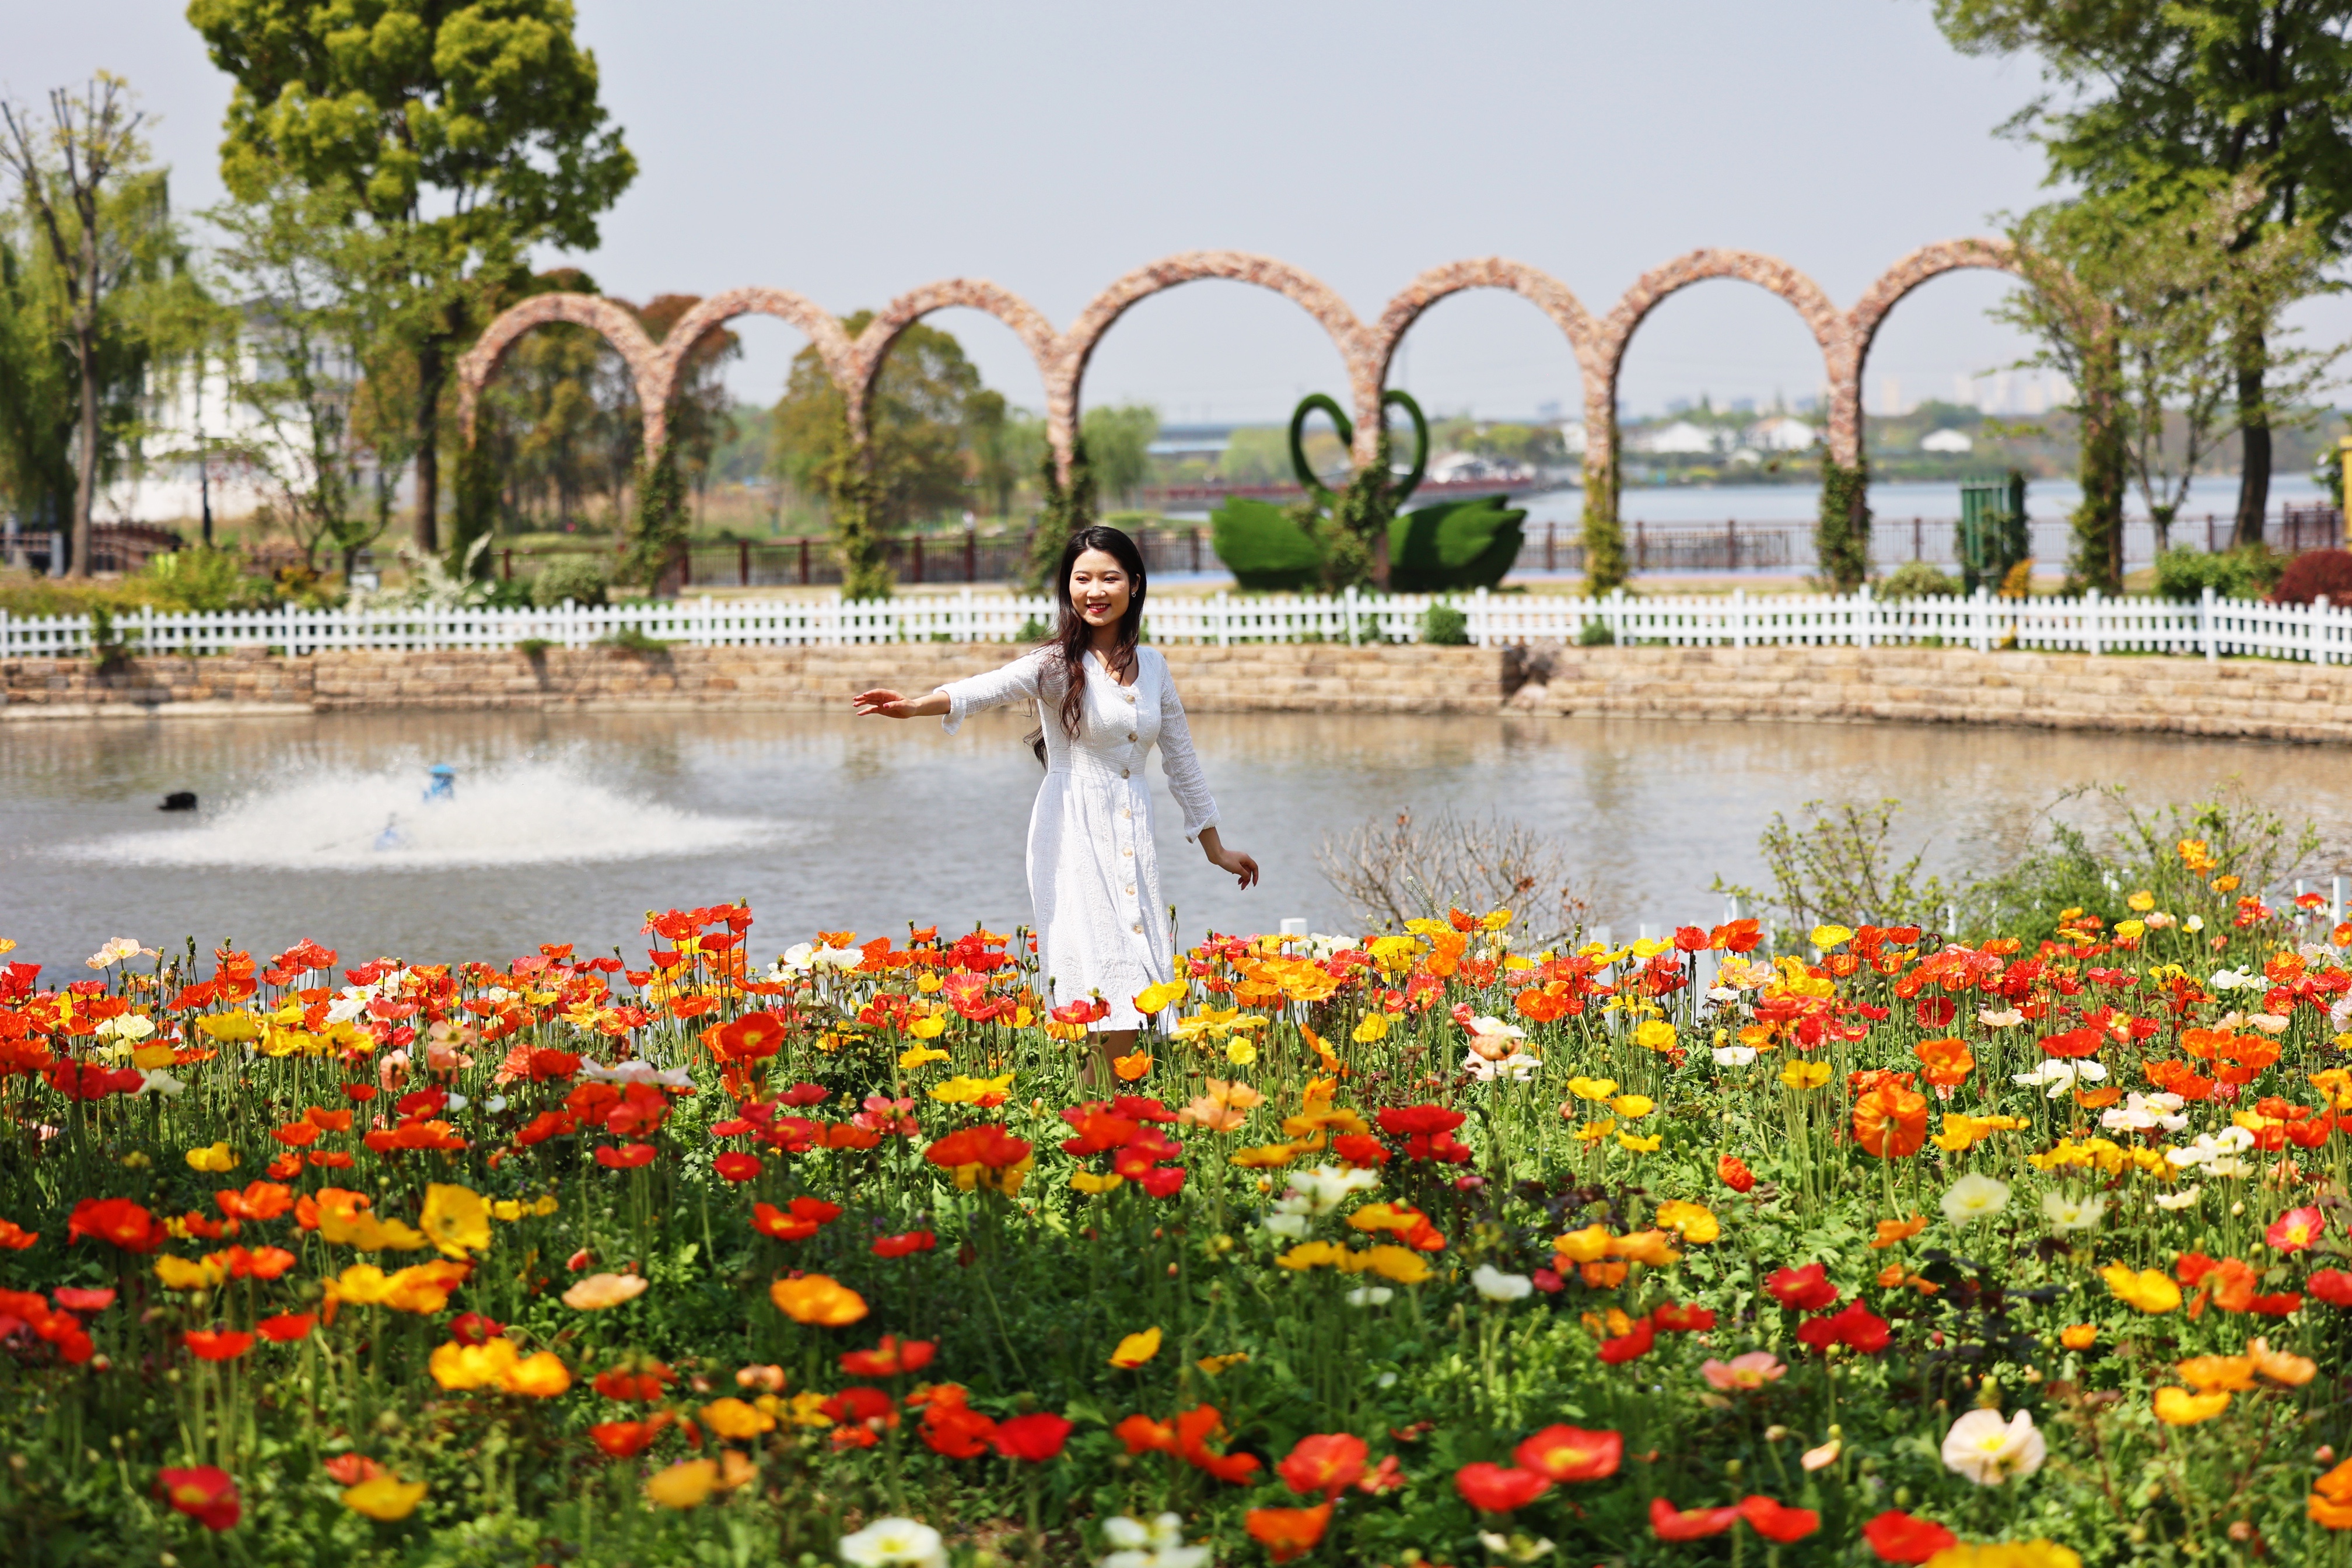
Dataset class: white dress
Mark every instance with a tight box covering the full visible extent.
[936,646,1219,1032]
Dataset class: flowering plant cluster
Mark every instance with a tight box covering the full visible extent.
[2,861,2351,1566]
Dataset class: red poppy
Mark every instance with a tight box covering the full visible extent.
[593,1363,675,1401]
[1454,1462,1551,1513]
[2309,1269,2352,1307]
[256,1312,315,1343]
[594,1143,657,1169]
[713,1010,788,1061]
[1513,1424,1621,1483]
[1738,1494,1820,1542]
[1650,1496,1740,1540]
[1796,1301,1891,1354]
[265,1154,304,1180]
[992,1412,1075,1462]
[921,1401,997,1458]
[1717,1155,1757,1193]
[1277,1432,1368,1497]
[1174,1404,1261,1484]
[839,1335,936,1378]
[514,1111,576,1147]
[1862,1510,1959,1563]
[321,1454,383,1485]
[872,1230,936,1258]
[50,1287,113,1313]
[448,1311,503,1346]
[1651,1301,1716,1334]
[589,1419,661,1458]
[66,1197,163,1254]
[184,1328,256,1362]
[1244,1502,1333,1564]
[750,1196,844,1242]
[156,1466,240,1531]
[214,1182,295,1223]
[923,1125,1032,1170]
[1376,1104,1466,1138]
[2039,1026,2103,1059]
[0,1219,36,1251]
[1597,1314,1656,1364]
[713,1152,762,1182]
[1765,1263,1839,1311]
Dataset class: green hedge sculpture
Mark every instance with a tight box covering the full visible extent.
[1211,493,1525,592]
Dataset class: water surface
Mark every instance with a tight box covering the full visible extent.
[2,709,2344,976]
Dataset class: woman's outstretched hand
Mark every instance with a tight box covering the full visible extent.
[1198,827,1259,890]
[853,688,946,719]
[1210,846,1261,890]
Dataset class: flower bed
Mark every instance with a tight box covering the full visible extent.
[2,871,2350,1567]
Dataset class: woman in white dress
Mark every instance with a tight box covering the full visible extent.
[854,526,1258,1066]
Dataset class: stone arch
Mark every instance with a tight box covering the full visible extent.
[842,281,1063,467]
[1052,251,1371,478]
[1829,237,2020,467]
[1365,258,1602,466]
[1589,250,1844,493]
[455,293,663,447]
[641,288,856,456]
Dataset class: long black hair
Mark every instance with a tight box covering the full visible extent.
[1027,524,1147,765]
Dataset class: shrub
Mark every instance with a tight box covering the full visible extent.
[1577,617,1615,646]
[1016,615,1050,642]
[531,556,611,608]
[141,547,269,612]
[1419,603,1469,645]
[2270,547,2352,605]
[2154,544,2283,601]
[1209,497,1321,591]
[1877,561,1959,600]
[1388,496,1526,592]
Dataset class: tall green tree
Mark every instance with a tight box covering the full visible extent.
[2001,176,2334,573]
[188,0,637,555]
[1932,0,2352,545]
[1080,403,1158,509]
[771,313,989,594]
[0,77,186,576]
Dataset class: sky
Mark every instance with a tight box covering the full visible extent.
[10,1,2342,425]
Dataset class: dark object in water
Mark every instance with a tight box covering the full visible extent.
[160,791,198,812]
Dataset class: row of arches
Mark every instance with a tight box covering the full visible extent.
[454,239,2022,493]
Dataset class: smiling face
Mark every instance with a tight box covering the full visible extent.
[1068,548,1133,631]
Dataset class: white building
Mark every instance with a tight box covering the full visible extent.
[1743,415,1818,453]
[1632,419,1715,456]
[1920,428,1975,454]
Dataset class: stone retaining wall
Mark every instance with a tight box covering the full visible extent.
[6,642,2351,743]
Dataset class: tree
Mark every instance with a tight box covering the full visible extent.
[1080,404,1158,508]
[203,169,418,578]
[0,77,178,577]
[190,0,637,555]
[771,313,989,594]
[2004,178,2334,571]
[1932,0,2352,545]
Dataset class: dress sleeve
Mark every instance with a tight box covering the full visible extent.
[1153,652,1220,842]
[935,650,1045,735]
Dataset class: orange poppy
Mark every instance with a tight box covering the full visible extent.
[1244,1502,1333,1563]
[1852,1081,1929,1158]
[1913,1037,1974,1088]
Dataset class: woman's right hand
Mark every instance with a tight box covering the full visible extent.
[854,688,914,719]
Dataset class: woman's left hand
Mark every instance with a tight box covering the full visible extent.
[1209,846,1259,890]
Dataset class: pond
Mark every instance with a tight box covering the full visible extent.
[1,708,2343,976]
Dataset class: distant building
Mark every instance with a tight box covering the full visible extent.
[1556,421,1587,456]
[1921,428,1975,454]
[1632,419,1716,456]
[1743,416,1818,453]
[1427,452,1535,485]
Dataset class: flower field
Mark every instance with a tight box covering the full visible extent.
[4,856,2352,1567]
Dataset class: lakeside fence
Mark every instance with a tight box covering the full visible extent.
[6,584,2350,664]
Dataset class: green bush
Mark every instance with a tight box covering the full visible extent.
[1209,496,1321,590]
[1419,602,1470,645]
[141,547,270,612]
[1578,617,1615,646]
[530,555,612,608]
[1877,561,1961,600]
[1388,495,1526,592]
[2154,544,2283,602]
[1212,494,1528,593]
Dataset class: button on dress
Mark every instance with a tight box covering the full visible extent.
[936,646,1218,1032]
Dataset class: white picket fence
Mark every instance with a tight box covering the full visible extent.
[4,584,2348,663]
